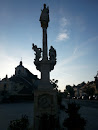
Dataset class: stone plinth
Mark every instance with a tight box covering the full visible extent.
[34,89,58,130]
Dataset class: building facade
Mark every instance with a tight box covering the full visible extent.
[0,61,39,101]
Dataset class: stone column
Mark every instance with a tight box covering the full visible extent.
[43,28,48,60]
[32,4,58,130]
[41,64,50,83]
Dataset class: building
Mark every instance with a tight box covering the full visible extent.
[73,82,86,97]
[73,80,97,98]
[0,61,39,101]
[94,71,98,91]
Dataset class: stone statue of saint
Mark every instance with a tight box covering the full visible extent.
[40,4,49,27]
[32,43,42,60]
[49,46,56,61]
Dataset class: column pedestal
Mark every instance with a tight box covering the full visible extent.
[34,89,58,130]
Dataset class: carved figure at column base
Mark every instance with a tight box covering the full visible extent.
[32,43,42,61]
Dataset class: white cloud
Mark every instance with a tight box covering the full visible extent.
[56,17,69,42]
[61,17,68,27]
[57,32,69,41]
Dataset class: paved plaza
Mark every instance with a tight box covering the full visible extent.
[0,100,98,130]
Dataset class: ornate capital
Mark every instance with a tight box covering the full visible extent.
[32,43,42,61]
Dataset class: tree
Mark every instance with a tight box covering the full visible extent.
[85,87,95,96]
[64,89,68,98]
[39,114,59,130]
[50,79,58,90]
[63,102,86,130]
[8,115,29,130]
[66,85,75,98]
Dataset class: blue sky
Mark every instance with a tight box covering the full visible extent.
[0,0,98,91]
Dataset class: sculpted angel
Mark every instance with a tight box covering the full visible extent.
[49,46,56,61]
[32,43,42,60]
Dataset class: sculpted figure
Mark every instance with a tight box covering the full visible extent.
[49,46,56,61]
[97,71,98,77]
[40,4,49,27]
[32,43,42,60]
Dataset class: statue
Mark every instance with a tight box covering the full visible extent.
[49,46,56,61]
[32,43,42,61]
[97,71,98,77]
[33,5,58,130]
[40,4,49,28]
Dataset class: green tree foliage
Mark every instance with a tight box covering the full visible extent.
[64,90,68,98]
[8,115,29,130]
[85,87,95,96]
[39,114,59,130]
[63,102,86,130]
[66,85,75,98]
[50,79,58,90]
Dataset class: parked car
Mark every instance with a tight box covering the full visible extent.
[89,95,95,100]
[77,96,82,99]
[95,95,98,100]
[82,95,89,100]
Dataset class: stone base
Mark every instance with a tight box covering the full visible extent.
[33,89,58,130]
[38,80,53,90]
